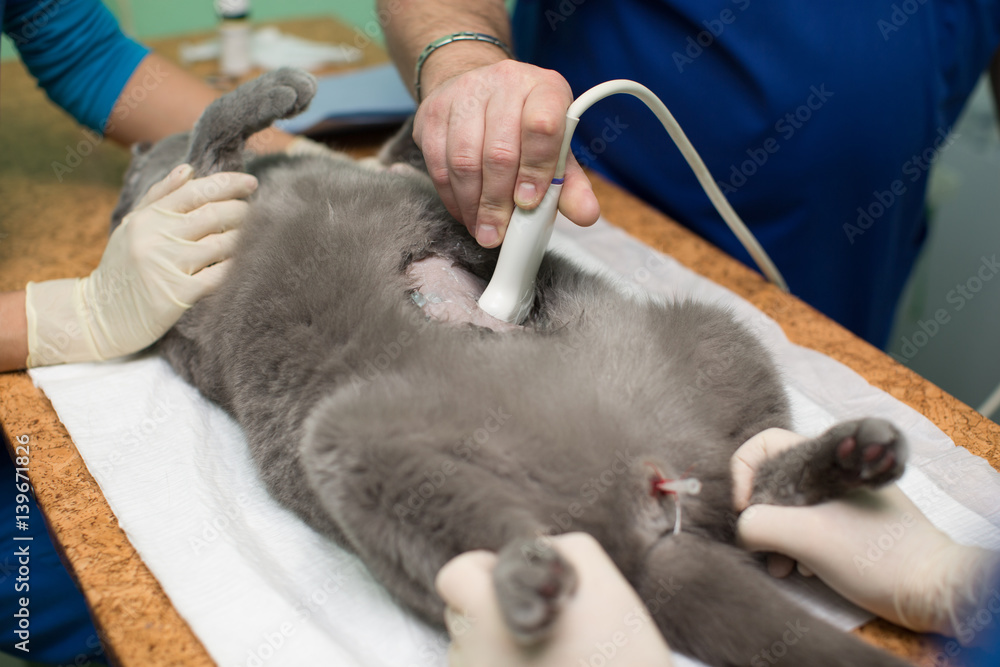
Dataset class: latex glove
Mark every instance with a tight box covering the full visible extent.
[436,532,673,667]
[414,60,600,247]
[732,428,1000,644]
[25,164,257,366]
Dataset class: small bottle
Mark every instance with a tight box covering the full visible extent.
[216,0,252,77]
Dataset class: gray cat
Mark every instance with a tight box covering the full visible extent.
[113,69,913,667]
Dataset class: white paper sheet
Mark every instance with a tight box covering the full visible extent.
[30,214,1000,667]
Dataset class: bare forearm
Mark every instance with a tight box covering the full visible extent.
[104,52,293,152]
[379,0,513,98]
[0,291,28,373]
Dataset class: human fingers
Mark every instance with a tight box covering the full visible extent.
[414,87,463,225]
[134,163,194,211]
[436,550,502,660]
[177,228,242,277]
[168,200,250,241]
[185,256,234,301]
[557,153,601,227]
[153,172,258,214]
[765,554,797,578]
[736,487,918,563]
[512,73,572,210]
[734,490,946,630]
[436,550,499,615]
[444,93,488,236]
[736,503,825,559]
[475,86,522,247]
[731,428,808,511]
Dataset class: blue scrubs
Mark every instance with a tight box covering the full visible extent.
[513,0,1000,346]
[2,1,149,662]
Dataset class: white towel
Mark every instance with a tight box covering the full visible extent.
[30,215,1000,667]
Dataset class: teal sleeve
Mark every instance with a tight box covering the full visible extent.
[3,0,151,133]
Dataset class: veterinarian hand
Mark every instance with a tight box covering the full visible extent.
[414,60,601,248]
[732,428,1000,643]
[436,532,673,666]
[24,164,257,367]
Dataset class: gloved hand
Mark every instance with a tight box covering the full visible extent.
[732,428,1000,644]
[25,164,257,367]
[436,532,674,667]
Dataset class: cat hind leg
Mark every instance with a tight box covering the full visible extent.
[634,533,911,667]
[493,535,578,645]
[185,67,317,176]
[300,392,576,637]
[750,417,906,506]
[110,68,317,229]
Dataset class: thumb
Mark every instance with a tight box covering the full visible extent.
[556,153,600,228]
[436,550,499,614]
[736,503,820,557]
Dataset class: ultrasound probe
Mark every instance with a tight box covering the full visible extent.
[477,79,790,324]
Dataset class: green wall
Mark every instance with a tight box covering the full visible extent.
[1,0,383,61]
[2,0,517,62]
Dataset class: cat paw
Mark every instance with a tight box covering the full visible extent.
[832,418,906,488]
[493,537,578,645]
[256,68,317,120]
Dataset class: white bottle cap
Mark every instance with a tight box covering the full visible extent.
[215,0,250,19]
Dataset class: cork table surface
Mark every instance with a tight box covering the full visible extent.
[1,17,997,667]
